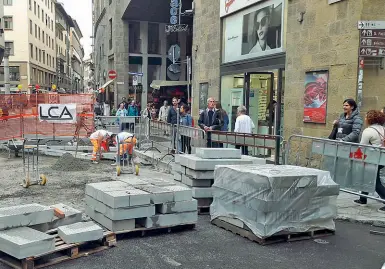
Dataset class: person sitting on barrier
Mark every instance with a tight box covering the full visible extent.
[198,97,223,148]
[111,131,137,166]
[116,103,128,132]
[354,110,385,210]
[89,130,115,164]
[332,99,363,143]
[179,104,193,154]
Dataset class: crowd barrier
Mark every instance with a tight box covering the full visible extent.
[285,135,385,202]
[210,131,284,164]
[0,93,95,141]
[95,116,141,134]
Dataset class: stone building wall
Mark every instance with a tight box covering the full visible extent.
[192,0,221,115]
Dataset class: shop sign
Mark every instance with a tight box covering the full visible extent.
[222,0,284,63]
[39,104,77,124]
[220,0,264,17]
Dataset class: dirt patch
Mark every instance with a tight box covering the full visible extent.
[51,153,90,171]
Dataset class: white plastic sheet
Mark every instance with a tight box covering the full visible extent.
[211,165,339,238]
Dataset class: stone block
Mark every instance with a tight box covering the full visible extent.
[182,174,212,187]
[195,148,241,159]
[143,178,176,187]
[117,177,148,186]
[185,168,214,180]
[178,154,256,171]
[135,185,174,204]
[171,163,182,173]
[156,200,198,214]
[164,185,193,201]
[101,189,151,208]
[85,181,134,201]
[174,154,181,164]
[31,204,82,232]
[0,227,55,259]
[173,171,182,182]
[86,196,155,220]
[141,212,198,228]
[0,204,54,230]
[85,207,135,232]
[192,187,213,198]
[58,221,103,244]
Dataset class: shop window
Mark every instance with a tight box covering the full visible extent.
[148,23,160,54]
[9,66,20,81]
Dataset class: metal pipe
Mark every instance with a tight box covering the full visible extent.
[340,189,385,203]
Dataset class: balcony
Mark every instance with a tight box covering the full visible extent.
[56,19,66,32]
[57,52,66,62]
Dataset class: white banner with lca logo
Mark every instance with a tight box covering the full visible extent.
[38,104,77,123]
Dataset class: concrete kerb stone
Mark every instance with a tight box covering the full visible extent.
[192,187,213,198]
[181,174,212,187]
[135,185,174,204]
[195,148,241,159]
[185,168,214,180]
[85,207,135,232]
[164,185,193,201]
[156,200,198,214]
[101,189,152,208]
[31,203,82,232]
[85,181,135,201]
[58,221,104,244]
[0,204,55,230]
[0,227,55,259]
[142,212,198,228]
[86,196,155,220]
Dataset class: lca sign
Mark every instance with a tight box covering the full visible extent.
[39,104,77,123]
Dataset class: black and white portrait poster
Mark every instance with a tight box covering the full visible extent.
[223,0,283,63]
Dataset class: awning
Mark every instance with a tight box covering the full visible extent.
[150,80,188,90]
[100,80,114,89]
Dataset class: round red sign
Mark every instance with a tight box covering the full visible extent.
[108,70,117,80]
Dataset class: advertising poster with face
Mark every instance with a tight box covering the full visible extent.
[223,0,283,63]
[303,71,329,124]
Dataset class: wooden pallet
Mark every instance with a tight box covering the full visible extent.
[114,223,196,237]
[0,230,116,269]
[212,218,335,246]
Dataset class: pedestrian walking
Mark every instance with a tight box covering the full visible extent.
[354,110,385,211]
[198,97,223,148]
[89,130,114,164]
[330,99,363,142]
[234,105,255,155]
[179,104,193,154]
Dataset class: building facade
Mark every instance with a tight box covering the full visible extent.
[92,0,192,110]
[0,0,5,65]
[69,20,84,93]
[83,58,94,92]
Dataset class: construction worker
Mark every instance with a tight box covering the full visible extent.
[111,131,137,166]
[89,130,114,164]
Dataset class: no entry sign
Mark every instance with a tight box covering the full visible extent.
[108,70,117,80]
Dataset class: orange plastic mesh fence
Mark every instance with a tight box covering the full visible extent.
[0,93,95,140]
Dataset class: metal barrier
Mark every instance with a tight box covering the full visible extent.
[285,135,385,202]
[210,131,284,164]
[95,116,140,134]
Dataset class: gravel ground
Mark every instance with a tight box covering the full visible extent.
[0,151,115,211]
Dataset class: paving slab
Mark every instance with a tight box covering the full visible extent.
[100,189,152,208]
[31,203,82,232]
[86,196,155,220]
[185,168,214,180]
[85,181,134,201]
[85,207,135,232]
[156,200,198,214]
[178,154,259,171]
[135,185,174,204]
[195,148,241,159]
[58,221,103,244]
[0,227,55,259]
[143,178,176,187]
[164,185,193,201]
[117,177,149,186]
[0,204,54,230]
[192,187,213,199]
[141,212,198,228]
[181,174,212,187]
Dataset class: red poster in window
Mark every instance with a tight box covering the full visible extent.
[303,71,329,124]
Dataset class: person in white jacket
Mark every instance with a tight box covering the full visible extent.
[234,105,255,155]
[354,110,385,211]
[158,100,169,122]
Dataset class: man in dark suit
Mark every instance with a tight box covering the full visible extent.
[198,97,222,148]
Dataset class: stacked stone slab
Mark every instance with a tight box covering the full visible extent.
[211,164,340,239]
[172,149,266,208]
[85,179,197,232]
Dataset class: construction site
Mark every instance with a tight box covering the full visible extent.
[0,93,384,269]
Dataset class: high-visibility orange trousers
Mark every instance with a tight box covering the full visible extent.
[90,139,102,161]
[119,137,137,156]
